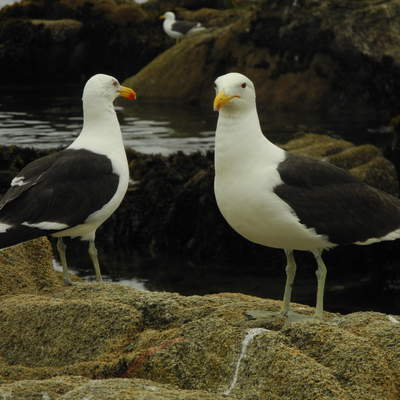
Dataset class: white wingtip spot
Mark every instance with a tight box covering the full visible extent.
[22,221,69,230]
[11,176,26,187]
[0,222,12,233]
[356,229,400,245]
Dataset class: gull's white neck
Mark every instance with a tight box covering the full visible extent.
[68,98,124,156]
[215,106,284,176]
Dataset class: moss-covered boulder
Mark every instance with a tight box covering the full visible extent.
[0,283,399,399]
[124,0,400,120]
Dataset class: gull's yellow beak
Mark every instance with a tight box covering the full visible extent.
[160,15,165,19]
[213,91,239,111]
[118,86,136,100]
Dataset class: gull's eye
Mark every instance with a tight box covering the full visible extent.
[112,80,118,87]
[241,82,247,89]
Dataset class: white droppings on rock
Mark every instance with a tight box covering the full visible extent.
[224,328,268,396]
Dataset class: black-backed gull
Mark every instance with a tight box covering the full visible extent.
[213,72,400,319]
[0,74,136,285]
[160,11,206,41]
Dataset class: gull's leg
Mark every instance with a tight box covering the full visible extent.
[57,237,72,285]
[311,249,327,319]
[88,239,103,282]
[281,249,296,315]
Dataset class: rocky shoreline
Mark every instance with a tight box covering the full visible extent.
[0,238,399,399]
[1,0,400,121]
[0,133,398,263]
[1,1,400,397]
[0,134,399,315]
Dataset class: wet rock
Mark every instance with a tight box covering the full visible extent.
[0,145,49,191]
[0,0,166,83]
[102,133,399,261]
[30,18,82,42]
[0,283,399,400]
[0,137,398,267]
[124,0,400,120]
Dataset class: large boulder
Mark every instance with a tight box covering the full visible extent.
[0,283,399,399]
[124,0,400,119]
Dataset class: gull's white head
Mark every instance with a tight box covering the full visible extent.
[160,11,176,21]
[213,72,256,113]
[82,74,136,104]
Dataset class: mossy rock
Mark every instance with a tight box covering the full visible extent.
[125,0,400,119]
[0,376,235,399]
[0,375,89,399]
[282,133,399,195]
[0,283,399,399]
[0,237,65,296]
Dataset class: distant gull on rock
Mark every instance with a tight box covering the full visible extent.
[0,74,136,285]
[213,72,400,319]
[160,11,206,41]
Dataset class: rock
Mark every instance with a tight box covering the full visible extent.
[30,19,82,42]
[282,133,399,195]
[0,376,235,399]
[0,283,399,399]
[0,137,398,266]
[2,0,400,118]
[0,145,49,191]
[0,376,89,399]
[122,10,244,104]
[124,0,400,120]
[0,0,166,83]
[102,134,399,260]
[0,237,64,296]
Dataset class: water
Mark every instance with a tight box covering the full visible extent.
[0,84,216,155]
[0,84,386,155]
[0,84,397,315]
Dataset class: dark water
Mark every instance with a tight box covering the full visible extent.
[0,84,216,155]
[0,84,389,152]
[1,84,398,316]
